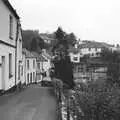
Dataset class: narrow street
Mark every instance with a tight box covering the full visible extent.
[0,85,57,120]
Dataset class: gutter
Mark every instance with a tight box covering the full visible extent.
[15,20,19,86]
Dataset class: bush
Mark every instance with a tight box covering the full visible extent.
[74,80,120,120]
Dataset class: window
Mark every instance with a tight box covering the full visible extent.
[30,73,32,83]
[33,72,35,82]
[89,48,91,51]
[9,53,12,78]
[27,60,29,70]
[37,63,40,69]
[33,60,35,68]
[9,15,13,39]
[18,62,20,80]
[21,66,23,76]
[73,57,78,61]
[27,73,29,83]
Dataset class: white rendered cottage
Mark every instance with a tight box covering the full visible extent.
[0,0,22,91]
[42,49,52,77]
[22,49,37,85]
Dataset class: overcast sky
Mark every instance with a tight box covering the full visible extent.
[9,0,120,45]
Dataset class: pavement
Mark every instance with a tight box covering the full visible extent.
[0,85,57,120]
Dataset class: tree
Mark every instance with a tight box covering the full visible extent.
[52,27,75,89]
[22,30,40,49]
[65,33,77,46]
[38,37,45,49]
[55,27,66,41]
[30,37,38,51]
[101,49,120,86]
[74,80,120,120]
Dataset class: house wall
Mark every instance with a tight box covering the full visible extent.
[42,53,52,77]
[36,61,43,82]
[0,0,17,46]
[25,58,36,84]
[0,1,18,90]
[0,44,15,90]
[16,26,23,85]
[69,52,82,63]
[22,53,26,84]
[43,60,51,77]
[81,48,102,57]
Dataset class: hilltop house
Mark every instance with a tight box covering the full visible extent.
[68,46,83,63]
[0,0,22,91]
[77,41,117,58]
[40,33,56,44]
[78,41,103,58]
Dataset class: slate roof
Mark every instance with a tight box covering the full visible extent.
[22,48,35,58]
[22,48,47,61]
[31,52,48,62]
[78,41,114,49]
[2,0,19,19]
[68,46,80,53]
[40,33,56,41]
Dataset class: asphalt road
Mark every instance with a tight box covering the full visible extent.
[0,85,57,120]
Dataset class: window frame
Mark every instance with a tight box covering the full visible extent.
[27,60,29,70]
[9,53,13,78]
[9,15,13,40]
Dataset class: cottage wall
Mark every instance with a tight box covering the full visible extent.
[0,1,19,90]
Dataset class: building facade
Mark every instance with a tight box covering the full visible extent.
[68,46,83,63]
[22,49,36,85]
[0,0,22,91]
[42,49,52,77]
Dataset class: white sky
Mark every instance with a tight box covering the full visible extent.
[9,0,120,45]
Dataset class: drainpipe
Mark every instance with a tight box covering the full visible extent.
[15,20,19,87]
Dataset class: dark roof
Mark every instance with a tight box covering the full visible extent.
[22,48,48,61]
[68,46,80,53]
[40,33,56,41]
[2,0,19,19]
[32,52,48,62]
[78,40,114,49]
[22,48,35,58]
[78,42,104,49]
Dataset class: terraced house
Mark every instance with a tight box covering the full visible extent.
[0,0,23,91]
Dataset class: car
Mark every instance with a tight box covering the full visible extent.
[41,77,53,87]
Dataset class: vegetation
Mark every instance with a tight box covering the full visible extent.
[22,30,46,52]
[69,49,120,120]
[100,49,120,86]
[73,80,120,120]
[52,27,76,89]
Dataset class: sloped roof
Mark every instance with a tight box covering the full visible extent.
[68,46,80,53]
[100,42,114,48]
[40,33,56,41]
[78,41,114,49]
[31,52,48,62]
[22,48,48,61]
[22,48,35,58]
[42,49,52,60]
[42,52,52,60]
[78,41,104,49]
[2,0,19,19]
